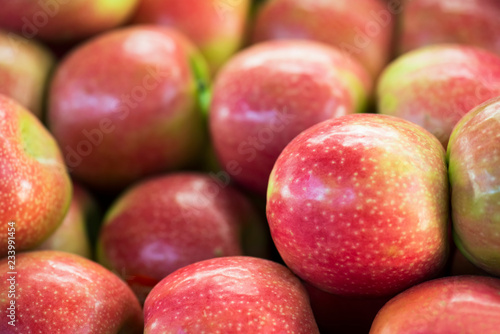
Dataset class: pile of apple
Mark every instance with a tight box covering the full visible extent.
[0,0,499,333]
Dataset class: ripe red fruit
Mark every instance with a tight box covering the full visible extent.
[144,256,319,333]
[267,114,449,297]
[210,40,372,195]
[370,276,500,333]
[448,96,500,276]
[0,251,143,333]
[0,94,71,256]
[97,173,269,302]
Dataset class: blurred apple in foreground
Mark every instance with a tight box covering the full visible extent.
[0,94,71,256]
[305,282,390,334]
[0,31,55,118]
[267,114,449,297]
[370,276,500,333]
[144,256,319,333]
[0,0,139,42]
[97,173,269,302]
[252,0,394,77]
[0,251,143,333]
[48,26,209,190]
[448,96,500,276]
[36,183,99,259]
[210,40,372,195]
[399,0,500,56]
[133,0,250,73]
[377,44,500,147]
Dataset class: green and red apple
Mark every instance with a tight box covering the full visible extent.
[448,96,500,276]
[97,172,269,302]
[0,250,143,333]
[0,94,71,256]
[252,0,395,77]
[370,276,500,333]
[144,256,319,333]
[210,39,372,195]
[267,114,449,297]
[0,30,55,118]
[0,0,139,42]
[377,44,500,147]
[399,0,500,56]
[132,0,250,73]
[48,26,209,190]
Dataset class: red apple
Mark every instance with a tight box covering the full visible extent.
[370,275,500,333]
[97,172,269,302]
[267,114,449,297]
[48,26,209,190]
[210,40,372,195]
[0,30,55,118]
[448,96,500,276]
[36,183,98,258]
[252,0,395,77]
[0,94,71,256]
[377,44,500,147]
[305,282,390,334]
[0,0,139,42]
[399,0,500,56]
[132,0,250,73]
[144,256,319,333]
[0,250,143,333]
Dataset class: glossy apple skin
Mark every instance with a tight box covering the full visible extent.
[377,44,500,147]
[400,0,500,56]
[97,173,269,303]
[370,276,500,333]
[0,0,139,42]
[210,40,372,195]
[144,256,319,333]
[0,251,143,333]
[48,26,209,190]
[0,31,55,118]
[267,114,449,297]
[0,95,71,256]
[133,0,249,73]
[36,183,97,258]
[252,0,394,77]
[305,282,390,334]
[448,97,500,276]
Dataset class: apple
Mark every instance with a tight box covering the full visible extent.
[0,0,139,42]
[252,0,395,77]
[132,0,250,73]
[377,44,500,147]
[305,282,390,334]
[0,30,55,118]
[0,250,143,333]
[370,275,500,333]
[210,39,372,195]
[399,0,500,56]
[448,96,500,276]
[97,172,269,303]
[144,256,319,333]
[48,26,210,190]
[267,114,449,297]
[36,182,99,259]
[0,94,71,256]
